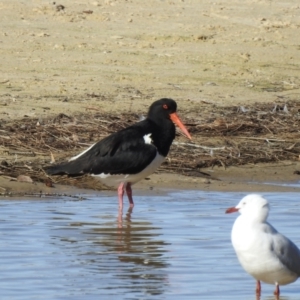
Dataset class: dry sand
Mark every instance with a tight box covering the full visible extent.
[1,0,300,196]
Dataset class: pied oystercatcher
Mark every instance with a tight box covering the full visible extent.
[44,98,191,209]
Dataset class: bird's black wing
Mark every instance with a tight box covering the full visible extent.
[44,123,158,176]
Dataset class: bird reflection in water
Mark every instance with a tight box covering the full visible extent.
[52,206,170,296]
[256,295,286,300]
[103,207,170,295]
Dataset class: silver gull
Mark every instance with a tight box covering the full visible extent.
[226,194,300,296]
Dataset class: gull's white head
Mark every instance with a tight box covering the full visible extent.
[226,194,270,222]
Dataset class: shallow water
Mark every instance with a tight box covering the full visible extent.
[0,190,300,300]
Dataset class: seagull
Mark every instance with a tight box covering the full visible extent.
[44,98,192,210]
[226,194,300,296]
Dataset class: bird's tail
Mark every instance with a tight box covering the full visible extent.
[44,161,83,176]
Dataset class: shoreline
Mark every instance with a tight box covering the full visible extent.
[1,162,299,199]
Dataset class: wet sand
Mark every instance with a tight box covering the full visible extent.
[1,161,300,198]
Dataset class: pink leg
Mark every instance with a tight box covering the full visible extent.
[125,183,134,207]
[117,182,125,210]
[256,280,261,295]
[274,283,280,296]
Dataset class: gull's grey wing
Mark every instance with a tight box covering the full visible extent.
[272,231,300,277]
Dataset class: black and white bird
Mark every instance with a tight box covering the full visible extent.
[44,98,191,210]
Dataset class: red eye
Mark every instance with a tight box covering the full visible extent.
[163,104,168,109]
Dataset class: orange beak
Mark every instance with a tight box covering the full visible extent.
[170,112,192,140]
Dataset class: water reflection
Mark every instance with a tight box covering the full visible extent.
[262,296,291,300]
[1,192,300,299]
[253,291,297,300]
[51,206,170,296]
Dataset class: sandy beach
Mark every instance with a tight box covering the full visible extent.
[1,0,300,196]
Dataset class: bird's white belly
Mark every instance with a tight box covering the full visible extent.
[254,269,297,285]
[237,250,297,285]
[91,153,165,187]
[233,225,298,285]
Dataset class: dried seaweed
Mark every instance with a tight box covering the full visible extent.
[1,100,300,189]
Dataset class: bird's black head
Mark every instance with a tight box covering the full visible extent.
[147,98,177,118]
[147,98,191,140]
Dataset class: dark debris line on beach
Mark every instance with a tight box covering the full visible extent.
[0,100,300,189]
